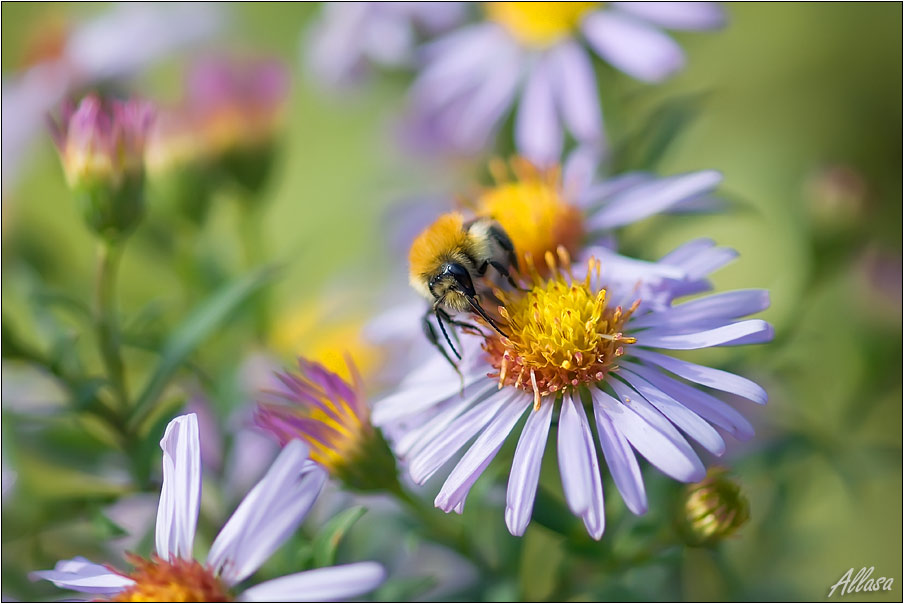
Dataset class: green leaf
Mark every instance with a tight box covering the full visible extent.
[128,264,281,431]
[613,93,706,172]
[312,505,367,568]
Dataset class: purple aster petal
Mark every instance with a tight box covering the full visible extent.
[549,42,603,147]
[557,394,594,516]
[637,320,774,349]
[591,388,705,482]
[577,399,606,540]
[613,373,725,455]
[397,384,498,460]
[583,11,685,83]
[562,146,602,197]
[587,170,722,230]
[612,2,726,30]
[372,373,485,425]
[435,395,530,512]
[452,52,522,151]
[411,25,511,112]
[67,3,223,81]
[155,413,201,561]
[620,362,755,440]
[630,348,768,404]
[208,441,325,585]
[240,562,385,602]
[409,386,515,484]
[577,172,651,209]
[30,557,134,595]
[659,239,738,279]
[592,408,647,515]
[516,55,562,166]
[630,289,770,330]
[505,398,554,536]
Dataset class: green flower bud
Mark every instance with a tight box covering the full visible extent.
[679,467,750,546]
[50,95,154,240]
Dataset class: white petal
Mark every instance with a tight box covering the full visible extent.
[208,441,325,585]
[583,11,684,82]
[156,413,201,561]
[240,562,385,602]
[30,557,134,595]
[434,394,529,512]
[505,400,554,536]
[516,55,562,165]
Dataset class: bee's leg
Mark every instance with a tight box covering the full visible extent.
[422,308,462,377]
[435,307,463,348]
[488,260,521,290]
[436,307,483,335]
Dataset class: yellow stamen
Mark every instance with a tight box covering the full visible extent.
[111,555,231,602]
[483,254,638,408]
[486,2,599,48]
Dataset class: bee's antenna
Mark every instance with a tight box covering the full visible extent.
[434,307,462,360]
[466,296,508,338]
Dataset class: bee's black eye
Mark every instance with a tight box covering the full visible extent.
[443,262,475,296]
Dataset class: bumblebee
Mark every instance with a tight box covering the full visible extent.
[409,212,519,367]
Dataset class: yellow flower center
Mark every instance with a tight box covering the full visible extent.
[475,158,584,275]
[304,398,370,472]
[484,248,637,410]
[110,555,231,602]
[486,2,599,47]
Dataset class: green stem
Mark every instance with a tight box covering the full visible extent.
[96,240,129,410]
[239,202,270,337]
[388,481,493,571]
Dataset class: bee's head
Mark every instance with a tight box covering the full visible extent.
[430,262,475,309]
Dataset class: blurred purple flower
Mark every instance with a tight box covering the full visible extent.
[32,413,385,601]
[49,94,154,188]
[186,55,290,152]
[256,356,400,492]
[404,2,725,163]
[256,357,371,470]
[2,2,224,191]
[306,2,466,88]
[374,240,770,539]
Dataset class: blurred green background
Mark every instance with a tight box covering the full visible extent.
[2,2,901,601]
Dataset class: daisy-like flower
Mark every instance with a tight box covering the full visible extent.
[405,2,724,162]
[255,356,399,493]
[307,2,466,88]
[32,414,385,601]
[49,94,155,238]
[373,241,771,539]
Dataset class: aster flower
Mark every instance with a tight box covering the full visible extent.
[185,56,290,194]
[373,241,771,539]
[307,2,466,88]
[256,356,399,493]
[49,94,155,238]
[32,414,385,601]
[405,2,725,162]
